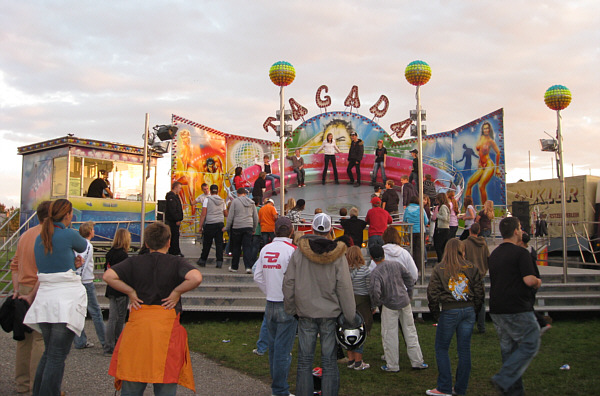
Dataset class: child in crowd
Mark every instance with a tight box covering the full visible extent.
[346,246,372,371]
[74,221,106,350]
[103,228,131,356]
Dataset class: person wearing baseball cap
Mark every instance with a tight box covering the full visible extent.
[253,216,296,396]
[283,212,356,396]
[365,196,393,248]
[371,139,387,186]
[409,149,419,185]
[347,132,364,187]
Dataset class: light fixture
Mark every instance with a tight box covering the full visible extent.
[154,125,178,141]
[540,138,558,152]
[151,140,170,154]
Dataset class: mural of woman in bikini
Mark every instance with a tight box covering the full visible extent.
[465,122,501,204]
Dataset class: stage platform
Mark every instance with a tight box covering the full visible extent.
[264,179,384,219]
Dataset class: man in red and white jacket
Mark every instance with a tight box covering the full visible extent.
[253,217,297,396]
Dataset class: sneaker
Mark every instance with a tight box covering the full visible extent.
[103,350,113,357]
[347,181,355,185]
[354,362,370,371]
[246,268,252,274]
[272,191,277,196]
[196,259,206,267]
[76,342,94,349]
[228,267,236,272]
[540,324,552,336]
[425,389,452,396]
[347,360,355,369]
[412,363,429,370]
[380,365,399,373]
[353,182,361,187]
[252,348,265,356]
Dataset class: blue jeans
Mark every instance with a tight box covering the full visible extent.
[229,227,254,270]
[256,313,270,354]
[372,161,386,183]
[297,317,338,396]
[120,381,177,396]
[74,282,106,349]
[266,174,280,191]
[490,312,540,396]
[262,232,275,248]
[266,301,297,396]
[104,295,128,354]
[435,307,476,395]
[368,235,383,249]
[33,323,76,396]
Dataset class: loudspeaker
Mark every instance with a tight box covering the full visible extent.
[512,201,530,234]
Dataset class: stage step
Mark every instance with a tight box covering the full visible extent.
[89,252,600,314]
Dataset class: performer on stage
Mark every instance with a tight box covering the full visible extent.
[347,132,364,187]
[315,132,340,185]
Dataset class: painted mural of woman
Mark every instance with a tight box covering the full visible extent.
[465,122,501,204]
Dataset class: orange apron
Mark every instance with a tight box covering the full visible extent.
[108,305,195,392]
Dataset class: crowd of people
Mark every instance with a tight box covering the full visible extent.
[6,168,547,395]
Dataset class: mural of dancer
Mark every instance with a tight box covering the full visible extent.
[465,122,501,204]
[455,144,479,170]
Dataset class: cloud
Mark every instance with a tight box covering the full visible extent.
[0,0,598,207]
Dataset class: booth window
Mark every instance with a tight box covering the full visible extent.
[112,162,155,201]
[52,157,67,197]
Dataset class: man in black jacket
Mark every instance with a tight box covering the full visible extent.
[165,182,184,256]
[347,132,364,187]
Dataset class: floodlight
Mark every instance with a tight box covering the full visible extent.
[154,125,178,141]
[540,139,558,152]
[151,140,170,154]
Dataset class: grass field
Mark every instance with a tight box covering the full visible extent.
[185,313,600,396]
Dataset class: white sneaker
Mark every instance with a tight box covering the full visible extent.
[246,268,252,274]
[228,267,236,272]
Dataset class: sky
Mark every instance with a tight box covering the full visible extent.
[1,1,599,208]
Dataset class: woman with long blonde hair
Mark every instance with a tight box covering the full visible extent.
[426,239,484,396]
[315,132,341,184]
[447,191,459,239]
[284,197,296,215]
[23,199,88,395]
[475,200,494,237]
[345,246,372,370]
[432,193,451,263]
[103,228,131,355]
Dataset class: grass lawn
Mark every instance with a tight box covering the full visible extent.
[185,314,600,396]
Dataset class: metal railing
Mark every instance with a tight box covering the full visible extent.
[0,212,37,297]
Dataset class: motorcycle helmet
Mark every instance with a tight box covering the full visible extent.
[335,312,366,350]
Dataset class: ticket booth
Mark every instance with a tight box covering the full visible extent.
[18,136,162,245]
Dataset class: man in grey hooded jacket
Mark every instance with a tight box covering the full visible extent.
[283,213,356,396]
[225,188,258,273]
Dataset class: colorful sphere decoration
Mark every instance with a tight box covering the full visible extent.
[269,61,295,87]
[544,85,572,111]
[405,60,432,86]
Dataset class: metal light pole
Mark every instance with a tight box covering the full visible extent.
[269,61,296,214]
[278,86,286,213]
[544,85,571,283]
[141,113,150,248]
[405,60,432,285]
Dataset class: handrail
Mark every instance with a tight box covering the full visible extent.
[0,210,21,235]
[0,212,37,253]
